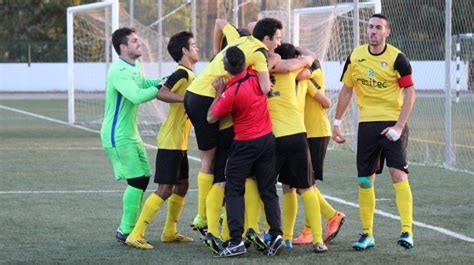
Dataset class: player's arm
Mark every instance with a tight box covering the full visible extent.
[256,71,272,94]
[267,51,281,70]
[306,61,331,108]
[207,77,230,124]
[247,21,257,34]
[296,68,310,80]
[297,68,332,108]
[143,76,165,88]
[332,84,353,143]
[157,85,184,103]
[313,91,331,109]
[332,55,355,143]
[252,48,273,94]
[272,48,315,73]
[111,70,158,104]
[381,53,416,141]
[156,69,189,103]
[271,58,309,73]
[214,19,228,54]
[397,86,416,128]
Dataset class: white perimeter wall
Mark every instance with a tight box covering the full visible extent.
[0,61,469,91]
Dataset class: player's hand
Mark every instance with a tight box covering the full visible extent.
[332,125,346,144]
[212,77,226,94]
[381,126,402,141]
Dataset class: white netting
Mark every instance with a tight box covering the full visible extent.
[383,0,474,172]
[69,0,474,173]
[259,1,379,152]
[71,5,177,135]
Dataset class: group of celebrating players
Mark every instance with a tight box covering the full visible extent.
[100,12,416,258]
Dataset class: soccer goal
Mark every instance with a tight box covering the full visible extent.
[260,0,381,151]
[66,0,170,136]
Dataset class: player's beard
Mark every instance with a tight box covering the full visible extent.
[129,47,142,60]
[130,52,142,60]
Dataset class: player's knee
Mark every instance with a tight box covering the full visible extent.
[157,184,174,200]
[358,176,372,189]
[174,181,189,197]
[126,176,150,192]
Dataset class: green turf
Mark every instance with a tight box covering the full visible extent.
[0,99,473,264]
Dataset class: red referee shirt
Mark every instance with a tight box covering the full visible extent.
[211,69,272,141]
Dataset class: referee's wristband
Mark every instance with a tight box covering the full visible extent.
[333,119,342,127]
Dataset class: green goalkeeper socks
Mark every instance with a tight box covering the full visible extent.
[119,185,144,234]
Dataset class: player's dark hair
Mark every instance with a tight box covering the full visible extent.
[167,31,194,62]
[371,13,391,30]
[252,17,283,41]
[112,27,137,55]
[274,42,300,59]
[221,27,251,49]
[224,46,245,76]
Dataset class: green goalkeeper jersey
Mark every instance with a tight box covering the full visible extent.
[100,58,162,148]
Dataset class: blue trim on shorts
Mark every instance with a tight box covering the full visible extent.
[111,93,122,147]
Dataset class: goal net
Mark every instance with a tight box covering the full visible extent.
[67,1,170,136]
[260,0,381,151]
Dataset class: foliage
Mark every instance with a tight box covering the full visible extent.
[0,0,96,62]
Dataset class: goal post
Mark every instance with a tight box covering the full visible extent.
[292,0,381,47]
[67,0,119,125]
[282,0,380,151]
[66,1,192,137]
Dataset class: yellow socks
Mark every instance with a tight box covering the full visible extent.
[197,172,214,219]
[131,192,164,237]
[315,187,337,221]
[394,179,413,236]
[206,184,225,236]
[282,192,298,241]
[162,193,185,235]
[245,178,261,233]
[359,186,375,237]
[301,189,323,244]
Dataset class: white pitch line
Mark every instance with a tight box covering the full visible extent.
[324,194,474,243]
[0,189,198,194]
[0,147,104,150]
[2,104,474,243]
[0,104,199,158]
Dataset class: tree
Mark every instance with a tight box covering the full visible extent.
[0,0,96,62]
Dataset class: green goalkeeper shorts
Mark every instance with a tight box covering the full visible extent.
[104,142,151,180]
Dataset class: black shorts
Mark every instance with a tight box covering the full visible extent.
[154,149,189,184]
[184,91,219,151]
[214,126,234,183]
[307,137,330,181]
[357,121,409,177]
[275,133,312,189]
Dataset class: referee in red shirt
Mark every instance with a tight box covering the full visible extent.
[207,47,283,257]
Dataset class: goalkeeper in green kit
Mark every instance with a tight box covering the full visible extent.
[100,27,182,243]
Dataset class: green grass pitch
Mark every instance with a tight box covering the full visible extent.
[0,98,473,264]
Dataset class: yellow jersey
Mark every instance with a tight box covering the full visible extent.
[341,44,414,122]
[303,66,331,138]
[157,65,195,150]
[268,69,306,138]
[187,24,269,98]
